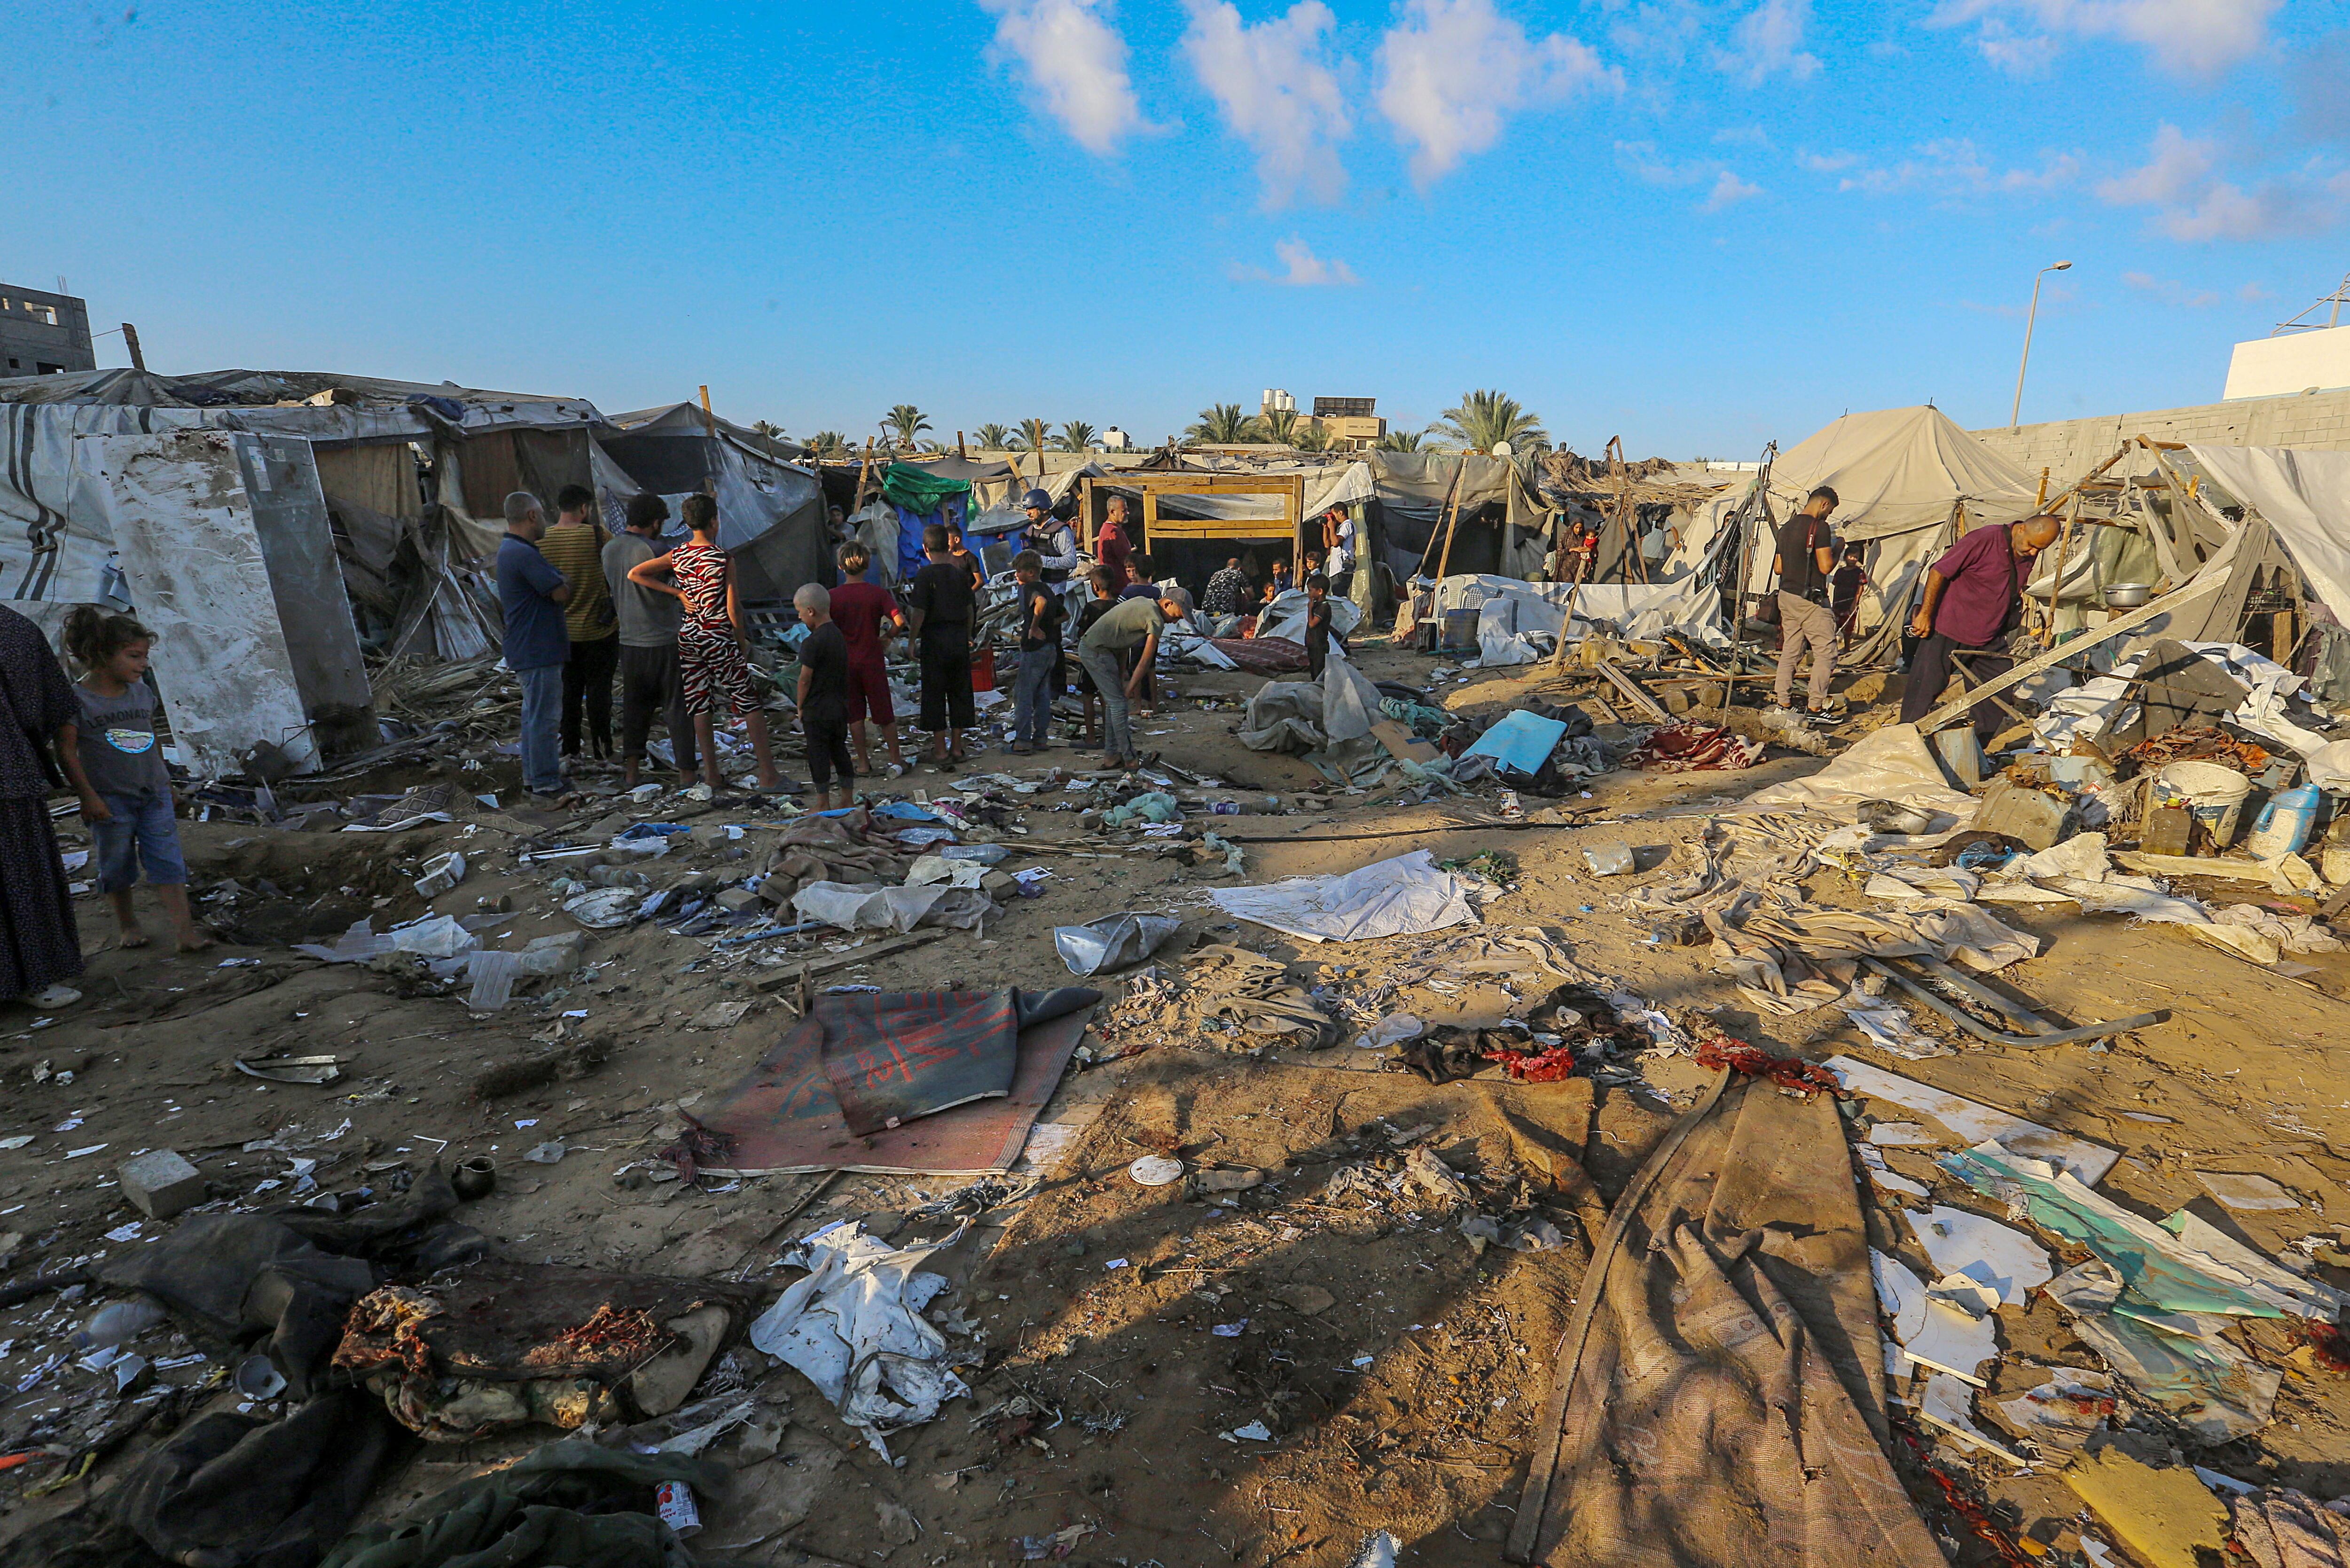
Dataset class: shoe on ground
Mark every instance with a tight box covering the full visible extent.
[30,983,81,1008]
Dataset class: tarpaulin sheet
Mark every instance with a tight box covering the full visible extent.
[690,993,1097,1176]
[1510,1073,1942,1566]
[1462,709,1568,774]
[1209,850,1478,943]
[1733,722,1978,823]
[2193,445,2350,630]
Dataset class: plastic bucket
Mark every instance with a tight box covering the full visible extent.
[2154,760,2253,848]
[1440,608,1480,652]
[970,643,997,693]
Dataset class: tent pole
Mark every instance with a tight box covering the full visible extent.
[1428,458,1469,580]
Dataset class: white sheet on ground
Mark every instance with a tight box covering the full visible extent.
[1825,1055,2120,1183]
[1734,723,1976,824]
[1209,849,1479,944]
[749,1219,971,1460]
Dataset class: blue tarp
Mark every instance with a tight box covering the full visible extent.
[1461,709,1568,776]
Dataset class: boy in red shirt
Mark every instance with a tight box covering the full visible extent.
[827,542,907,778]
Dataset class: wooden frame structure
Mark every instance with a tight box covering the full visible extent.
[1076,471,1307,565]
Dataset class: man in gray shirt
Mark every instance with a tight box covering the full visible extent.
[602,492,698,788]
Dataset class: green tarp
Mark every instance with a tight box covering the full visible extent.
[880,461,971,516]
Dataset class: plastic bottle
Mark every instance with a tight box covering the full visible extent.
[2247,783,2322,861]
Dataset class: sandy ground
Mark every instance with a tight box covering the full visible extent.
[0,639,2346,1566]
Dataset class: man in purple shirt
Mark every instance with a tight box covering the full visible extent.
[1897,514,2061,741]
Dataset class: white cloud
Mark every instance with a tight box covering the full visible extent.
[1811,137,2081,197]
[1724,0,1818,83]
[2123,270,2219,307]
[1703,169,1766,209]
[1375,0,1621,188]
[981,0,1149,156]
[1230,236,1361,285]
[1181,1,1351,208]
[2097,124,2350,241]
[1615,140,1764,211]
[1928,0,2280,78]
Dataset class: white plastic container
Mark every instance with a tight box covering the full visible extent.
[2246,784,2321,861]
[2154,761,2253,849]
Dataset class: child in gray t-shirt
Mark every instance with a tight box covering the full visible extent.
[62,606,209,953]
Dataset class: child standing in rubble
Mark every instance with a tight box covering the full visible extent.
[61,606,211,953]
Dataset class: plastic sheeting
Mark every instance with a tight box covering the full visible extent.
[748,1219,970,1459]
[1419,573,1724,660]
[1054,914,1182,975]
[1733,723,1978,824]
[2193,445,2350,629]
[792,880,992,933]
[1209,850,1479,944]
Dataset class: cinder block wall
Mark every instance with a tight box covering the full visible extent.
[1971,388,2350,483]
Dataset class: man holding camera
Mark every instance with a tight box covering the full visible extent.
[1770,485,1841,717]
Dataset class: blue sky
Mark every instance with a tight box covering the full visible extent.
[10,0,2347,457]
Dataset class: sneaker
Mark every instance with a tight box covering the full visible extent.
[30,983,81,1009]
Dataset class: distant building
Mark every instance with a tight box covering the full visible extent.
[1102,425,1132,452]
[0,285,95,377]
[2224,274,2350,400]
[1260,389,1296,416]
[1309,395,1386,451]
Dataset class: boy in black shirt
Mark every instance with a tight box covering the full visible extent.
[904,523,978,770]
[793,584,855,809]
[1009,549,1064,755]
[1304,573,1344,679]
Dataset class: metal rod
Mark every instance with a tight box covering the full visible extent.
[1862,958,2167,1049]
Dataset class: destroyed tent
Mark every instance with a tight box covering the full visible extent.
[1366,451,1554,584]
[1076,459,1376,603]
[600,404,827,601]
[0,368,613,777]
[1674,406,2042,664]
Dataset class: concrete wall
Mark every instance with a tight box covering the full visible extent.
[0,284,94,377]
[2226,324,2350,399]
[1970,387,2350,482]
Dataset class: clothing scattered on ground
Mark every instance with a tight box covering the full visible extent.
[537,518,615,642]
[495,533,570,672]
[1925,522,2023,646]
[72,677,170,799]
[601,531,682,647]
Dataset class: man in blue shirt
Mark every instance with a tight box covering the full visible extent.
[496,491,572,798]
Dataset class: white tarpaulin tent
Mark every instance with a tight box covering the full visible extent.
[2190,446,2350,626]
[1673,407,2042,661]
[1423,572,1725,663]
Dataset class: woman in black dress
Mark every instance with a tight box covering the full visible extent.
[0,605,87,1007]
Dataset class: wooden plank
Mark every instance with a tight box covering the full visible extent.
[1912,569,2229,733]
[1597,662,1672,725]
[752,930,948,992]
[2172,516,2272,646]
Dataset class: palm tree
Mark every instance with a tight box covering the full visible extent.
[808,430,850,459]
[1375,429,1428,453]
[974,422,1014,451]
[1055,421,1097,453]
[1186,402,1261,445]
[1017,417,1051,454]
[883,404,931,448]
[1261,407,1301,445]
[916,439,946,454]
[750,419,785,441]
[1436,390,1548,454]
[1292,421,1332,453]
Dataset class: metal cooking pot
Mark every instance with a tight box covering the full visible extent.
[2103,582,2152,609]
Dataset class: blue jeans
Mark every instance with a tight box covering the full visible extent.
[1012,647,1057,747]
[517,663,564,794]
[93,792,186,892]
[1080,647,1132,761]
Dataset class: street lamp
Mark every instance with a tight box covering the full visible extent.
[2010,260,2073,432]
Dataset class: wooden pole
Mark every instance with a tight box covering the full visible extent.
[1420,457,1469,578]
[1544,538,1596,671]
[121,323,146,372]
[2039,495,2076,647]
[957,430,967,460]
[2035,467,2050,507]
